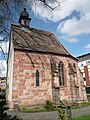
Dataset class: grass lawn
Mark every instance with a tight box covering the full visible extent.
[73,115,90,120]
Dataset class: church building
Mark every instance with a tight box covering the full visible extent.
[6,7,87,109]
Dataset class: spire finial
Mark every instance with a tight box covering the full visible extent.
[24,0,27,11]
[24,3,26,11]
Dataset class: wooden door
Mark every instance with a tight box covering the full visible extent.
[53,88,60,104]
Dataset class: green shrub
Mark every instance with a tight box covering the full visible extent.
[71,101,90,109]
[21,106,46,112]
[44,100,54,111]
[0,89,8,119]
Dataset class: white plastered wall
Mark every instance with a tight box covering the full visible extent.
[6,32,14,107]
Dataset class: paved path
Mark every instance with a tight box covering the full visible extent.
[7,110,58,120]
[72,106,90,117]
[7,106,90,120]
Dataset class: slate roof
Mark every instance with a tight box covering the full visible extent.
[77,53,90,62]
[11,24,75,58]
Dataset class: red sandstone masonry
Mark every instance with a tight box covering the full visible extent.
[12,51,86,107]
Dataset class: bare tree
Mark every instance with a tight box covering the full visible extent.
[0,0,63,39]
[0,0,24,39]
[0,0,63,61]
[0,0,24,77]
[34,0,60,10]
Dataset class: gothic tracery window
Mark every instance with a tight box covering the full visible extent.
[58,62,64,86]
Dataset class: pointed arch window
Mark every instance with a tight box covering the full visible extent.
[36,69,39,86]
[58,62,64,86]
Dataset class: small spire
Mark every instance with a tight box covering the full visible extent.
[18,1,31,28]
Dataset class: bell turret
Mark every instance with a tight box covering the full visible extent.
[18,6,31,27]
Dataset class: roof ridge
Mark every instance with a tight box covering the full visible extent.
[11,24,52,35]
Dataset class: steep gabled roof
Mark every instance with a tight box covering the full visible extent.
[11,24,74,58]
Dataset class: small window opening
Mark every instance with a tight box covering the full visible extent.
[36,70,39,86]
[58,62,64,86]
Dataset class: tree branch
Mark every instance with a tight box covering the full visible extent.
[36,0,60,10]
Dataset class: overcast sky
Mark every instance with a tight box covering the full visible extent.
[0,0,90,77]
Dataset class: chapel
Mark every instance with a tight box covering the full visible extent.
[6,7,87,109]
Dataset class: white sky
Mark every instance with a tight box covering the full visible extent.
[0,60,7,77]
[0,41,9,77]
